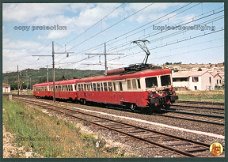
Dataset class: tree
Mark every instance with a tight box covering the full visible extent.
[165,62,172,65]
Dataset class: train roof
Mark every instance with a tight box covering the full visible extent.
[33,79,77,87]
[76,68,171,83]
[54,79,78,85]
[33,68,171,87]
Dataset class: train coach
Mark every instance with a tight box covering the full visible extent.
[33,65,178,112]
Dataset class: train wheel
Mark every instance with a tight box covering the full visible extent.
[164,104,170,109]
[130,104,137,112]
[147,105,158,114]
[82,99,87,105]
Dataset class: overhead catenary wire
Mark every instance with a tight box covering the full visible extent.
[57,3,195,65]
[106,9,224,54]
[29,3,224,70]
[108,28,224,62]
[64,3,193,57]
[106,4,223,50]
[42,11,222,68]
[106,13,223,55]
[73,4,223,60]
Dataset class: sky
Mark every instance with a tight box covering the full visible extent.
[3,3,224,73]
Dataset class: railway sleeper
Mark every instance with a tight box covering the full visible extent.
[110,126,132,130]
[167,141,192,147]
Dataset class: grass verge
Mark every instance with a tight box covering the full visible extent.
[3,97,124,158]
[176,90,224,103]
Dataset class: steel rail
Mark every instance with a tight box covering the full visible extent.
[164,109,224,119]
[171,104,224,111]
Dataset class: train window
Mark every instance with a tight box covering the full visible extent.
[119,82,123,91]
[86,84,90,91]
[80,84,83,91]
[161,75,171,86]
[75,84,77,91]
[84,84,87,91]
[137,79,141,89]
[132,79,137,90]
[145,77,158,88]
[113,82,116,91]
[69,85,72,91]
[100,83,103,91]
[97,83,101,91]
[108,82,112,91]
[104,82,108,91]
[127,80,132,90]
[93,83,96,91]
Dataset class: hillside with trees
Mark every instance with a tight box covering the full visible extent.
[3,68,104,90]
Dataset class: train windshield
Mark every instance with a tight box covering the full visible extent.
[161,75,171,86]
[145,77,158,88]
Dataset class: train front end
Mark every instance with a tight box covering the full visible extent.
[144,71,178,112]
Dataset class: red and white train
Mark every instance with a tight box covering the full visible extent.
[33,65,178,112]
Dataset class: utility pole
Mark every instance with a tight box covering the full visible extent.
[32,41,74,102]
[17,65,20,95]
[26,70,28,90]
[104,43,107,74]
[85,43,124,75]
[30,77,32,90]
[47,65,49,82]
[52,41,56,102]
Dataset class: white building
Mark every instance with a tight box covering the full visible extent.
[172,70,217,91]
[3,83,11,93]
[209,70,224,86]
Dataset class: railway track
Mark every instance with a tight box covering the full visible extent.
[158,113,224,126]
[172,103,224,111]
[14,96,219,157]
[176,100,224,106]
[7,94,224,126]
[171,103,224,116]
[164,108,224,119]
[164,102,225,126]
